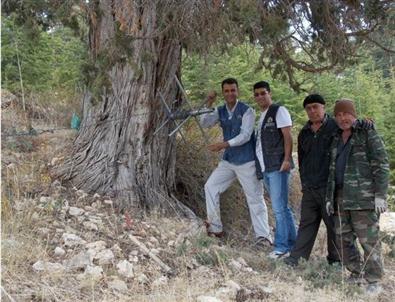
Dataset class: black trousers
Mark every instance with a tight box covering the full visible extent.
[289,187,340,263]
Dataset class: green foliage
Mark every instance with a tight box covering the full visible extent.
[1,15,87,95]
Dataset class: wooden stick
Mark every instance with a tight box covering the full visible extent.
[1,286,16,302]
[128,234,173,274]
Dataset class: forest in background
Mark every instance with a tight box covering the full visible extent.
[2,13,394,187]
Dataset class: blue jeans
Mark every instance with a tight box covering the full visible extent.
[263,171,296,253]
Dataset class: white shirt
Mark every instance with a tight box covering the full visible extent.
[255,106,292,172]
[200,100,256,147]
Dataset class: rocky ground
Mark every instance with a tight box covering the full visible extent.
[2,104,395,302]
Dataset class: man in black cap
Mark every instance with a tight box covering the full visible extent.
[284,94,340,266]
[285,95,373,267]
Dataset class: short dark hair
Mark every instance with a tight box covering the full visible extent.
[221,78,238,89]
[303,94,325,108]
[253,81,271,92]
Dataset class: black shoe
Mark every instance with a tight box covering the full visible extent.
[327,257,341,266]
[284,256,298,267]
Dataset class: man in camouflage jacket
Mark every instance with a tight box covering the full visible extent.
[325,99,389,294]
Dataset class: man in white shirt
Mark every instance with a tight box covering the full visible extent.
[253,81,297,259]
[200,78,272,246]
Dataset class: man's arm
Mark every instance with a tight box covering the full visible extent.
[279,126,293,172]
[367,129,390,200]
[200,108,219,128]
[227,107,255,147]
[200,91,219,128]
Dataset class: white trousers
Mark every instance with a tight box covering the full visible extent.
[204,160,271,239]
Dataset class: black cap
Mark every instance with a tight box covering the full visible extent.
[303,94,325,108]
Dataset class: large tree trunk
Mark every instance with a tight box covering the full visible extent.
[57,1,182,209]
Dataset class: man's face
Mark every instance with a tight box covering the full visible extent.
[222,83,238,106]
[305,103,325,123]
[254,88,272,111]
[335,112,356,130]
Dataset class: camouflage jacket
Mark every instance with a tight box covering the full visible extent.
[326,125,389,210]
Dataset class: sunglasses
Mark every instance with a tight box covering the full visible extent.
[254,91,269,97]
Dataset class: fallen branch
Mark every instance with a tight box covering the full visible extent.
[1,286,16,302]
[128,233,173,274]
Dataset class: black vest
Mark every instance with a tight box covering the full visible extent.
[257,104,292,173]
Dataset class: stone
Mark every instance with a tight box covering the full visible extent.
[33,260,64,273]
[64,251,92,270]
[216,280,241,301]
[116,260,134,278]
[104,199,113,206]
[83,221,98,231]
[229,259,242,271]
[86,241,107,250]
[84,265,103,280]
[137,274,149,284]
[149,236,159,245]
[152,276,168,287]
[69,207,85,216]
[380,212,395,234]
[62,233,86,247]
[196,296,223,302]
[108,278,128,293]
[95,249,114,265]
[54,247,66,257]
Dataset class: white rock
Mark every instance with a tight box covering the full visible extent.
[31,212,40,221]
[229,259,242,271]
[259,286,273,294]
[38,227,50,235]
[137,274,149,284]
[54,247,66,257]
[236,257,248,267]
[95,249,114,265]
[51,157,61,166]
[149,236,159,245]
[39,196,52,204]
[152,276,168,287]
[129,255,139,263]
[112,244,122,253]
[84,265,103,280]
[86,241,107,251]
[116,260,134,278]
[33,260,64,273]
[64,251,92,270]
[380,212,395,234]
[93,193,101,199]
[69,207,84,216]
[150,248,160,255]
[62,233,86,247]
[130,250,139,256]
[104,199,113,206]
[216,280,241,300]
[167,240,175,247]
[83,221,98,231]
[196,296,223,302]
[108,279,128,293]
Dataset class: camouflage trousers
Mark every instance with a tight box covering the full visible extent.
[334,189,383,283]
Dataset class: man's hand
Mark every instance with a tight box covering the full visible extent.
[375,197,387,214]
[206,91,217,108]
[279,160,291,172]
[326,201,334,216]
[208,142,229,152]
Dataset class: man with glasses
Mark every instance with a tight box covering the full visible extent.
[253,81,297,259]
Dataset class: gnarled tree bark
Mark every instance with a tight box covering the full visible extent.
[57,0,182,209]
